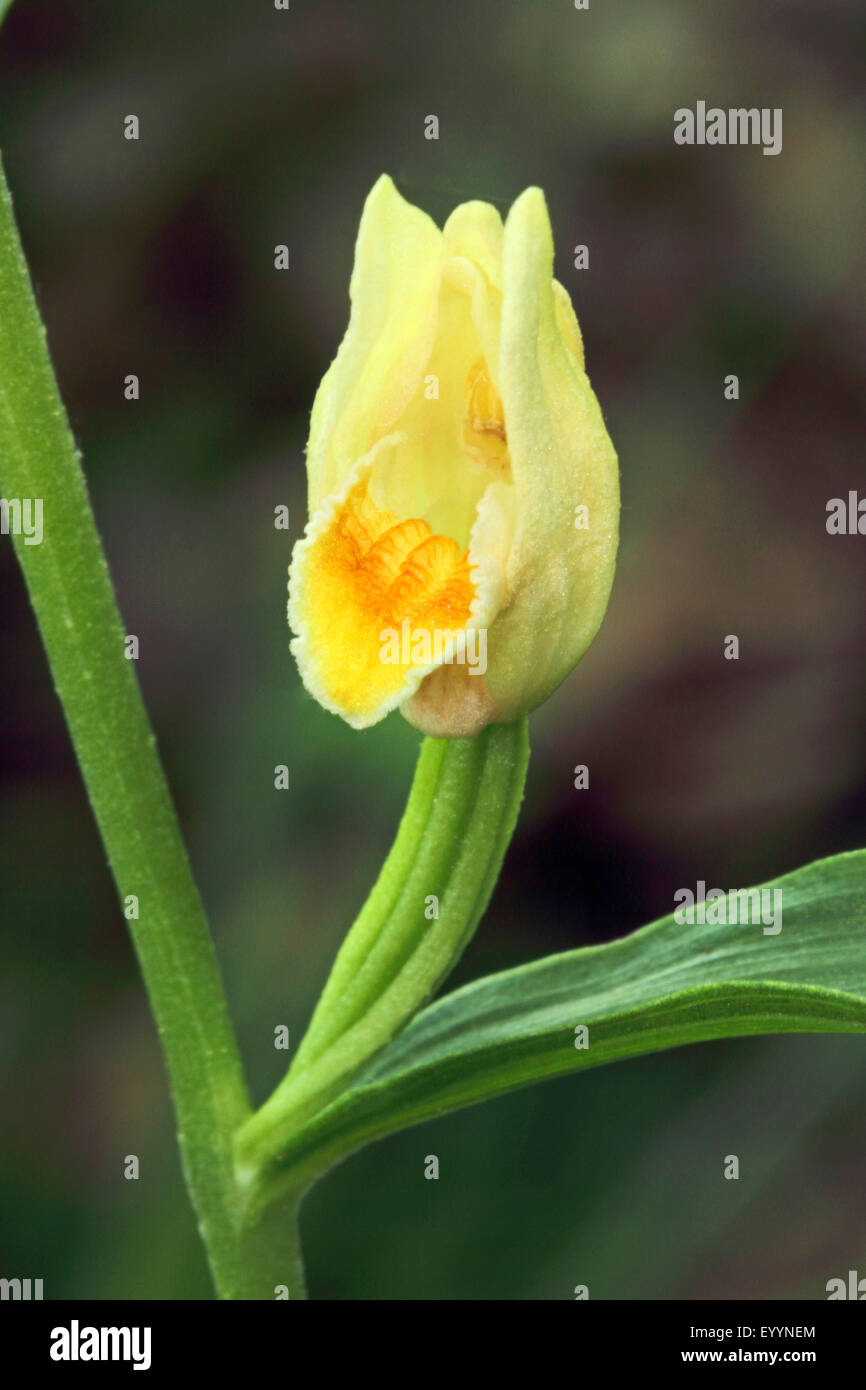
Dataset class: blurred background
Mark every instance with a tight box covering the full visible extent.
[1,0,865,1299]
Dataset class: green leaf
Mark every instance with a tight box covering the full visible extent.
[252,849,866,1196]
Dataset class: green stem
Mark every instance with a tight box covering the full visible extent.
[0,156,300,1299]
[236,719,529,1212]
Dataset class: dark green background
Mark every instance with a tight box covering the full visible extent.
[1,0,865,1298]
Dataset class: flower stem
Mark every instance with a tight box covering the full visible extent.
[0,156,276,1299]
[236,718,530,1212]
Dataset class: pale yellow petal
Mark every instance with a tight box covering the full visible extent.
[487,187,619,718]
[442,200,504,288]
[553,279,585,370]
[306,175,443,511]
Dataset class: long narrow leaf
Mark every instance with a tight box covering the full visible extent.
[256,849,866,1195]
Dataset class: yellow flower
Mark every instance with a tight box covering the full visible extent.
[288,175,619,737]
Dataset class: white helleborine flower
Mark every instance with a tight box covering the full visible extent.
[288,175,619,737]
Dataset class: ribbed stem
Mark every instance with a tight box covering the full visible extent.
[0,155,268,1299]
[236,719,529,1209]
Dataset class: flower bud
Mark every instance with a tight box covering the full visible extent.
[288,175,619,736]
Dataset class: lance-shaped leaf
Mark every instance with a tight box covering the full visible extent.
[246,849,866,1198]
